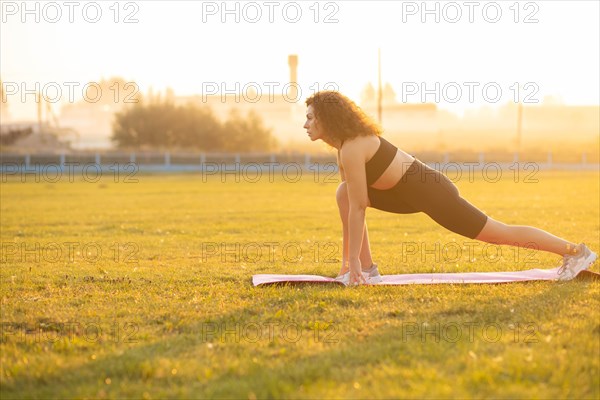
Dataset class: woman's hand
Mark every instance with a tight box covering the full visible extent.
[348,258,367,286]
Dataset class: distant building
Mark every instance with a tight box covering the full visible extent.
[39,65,600,153]
[0,122,71,152]
[58,102,120,149]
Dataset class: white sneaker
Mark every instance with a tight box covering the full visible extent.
[557,243,597,281]
[362,263,383,284]
[335,264,382,285]
[334,270,369,286]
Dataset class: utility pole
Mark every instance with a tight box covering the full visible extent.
[37,91,43,133]
[516,102,523,155]
[288,54,298,102]
[288,54,299,121]
[377,48,382,124]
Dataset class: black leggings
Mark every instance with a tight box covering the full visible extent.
[367,158,488,239]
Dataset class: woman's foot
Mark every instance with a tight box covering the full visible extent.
[362,263,383,283]
[335,263,383,284]
[338,263,378,275]
[334,270,369,285]
[557,243,597,281]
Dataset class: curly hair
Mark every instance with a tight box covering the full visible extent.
[305,90,382,142]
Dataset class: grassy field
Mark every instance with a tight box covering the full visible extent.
[1,168,599,399]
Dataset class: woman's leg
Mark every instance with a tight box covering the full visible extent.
[474,217,578,256]
[336,182,373,274]
[403,160,581,257]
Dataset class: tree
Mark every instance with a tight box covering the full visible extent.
[221,108,277,152]
[171,103,224,150]
[111,100,277,151]
[112,100,182,148]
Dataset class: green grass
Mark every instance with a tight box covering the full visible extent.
[1,170,599,399]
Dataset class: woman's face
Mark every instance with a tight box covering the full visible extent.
[303,105,324,142]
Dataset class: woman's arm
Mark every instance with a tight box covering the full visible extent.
[339,143,370,285]
[337,150,346,181]
[337,150,349,273]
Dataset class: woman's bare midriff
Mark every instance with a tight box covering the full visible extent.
[338,135,416,192]
[369,150,415,190]
[362,136,415,191]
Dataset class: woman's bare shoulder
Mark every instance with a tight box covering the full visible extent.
[340,135,379,161]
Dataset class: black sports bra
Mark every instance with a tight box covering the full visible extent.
[365,136,398,186]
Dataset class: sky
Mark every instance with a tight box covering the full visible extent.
[1,0,599,120]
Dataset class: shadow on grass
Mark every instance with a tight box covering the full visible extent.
[3,277,599,399]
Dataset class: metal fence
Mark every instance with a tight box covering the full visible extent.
[1,151,598,175]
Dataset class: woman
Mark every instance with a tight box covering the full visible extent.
[303,90,597,286]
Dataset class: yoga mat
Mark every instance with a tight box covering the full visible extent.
[252,267,600,287]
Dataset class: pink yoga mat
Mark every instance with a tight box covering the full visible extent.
[252,267,599,287]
